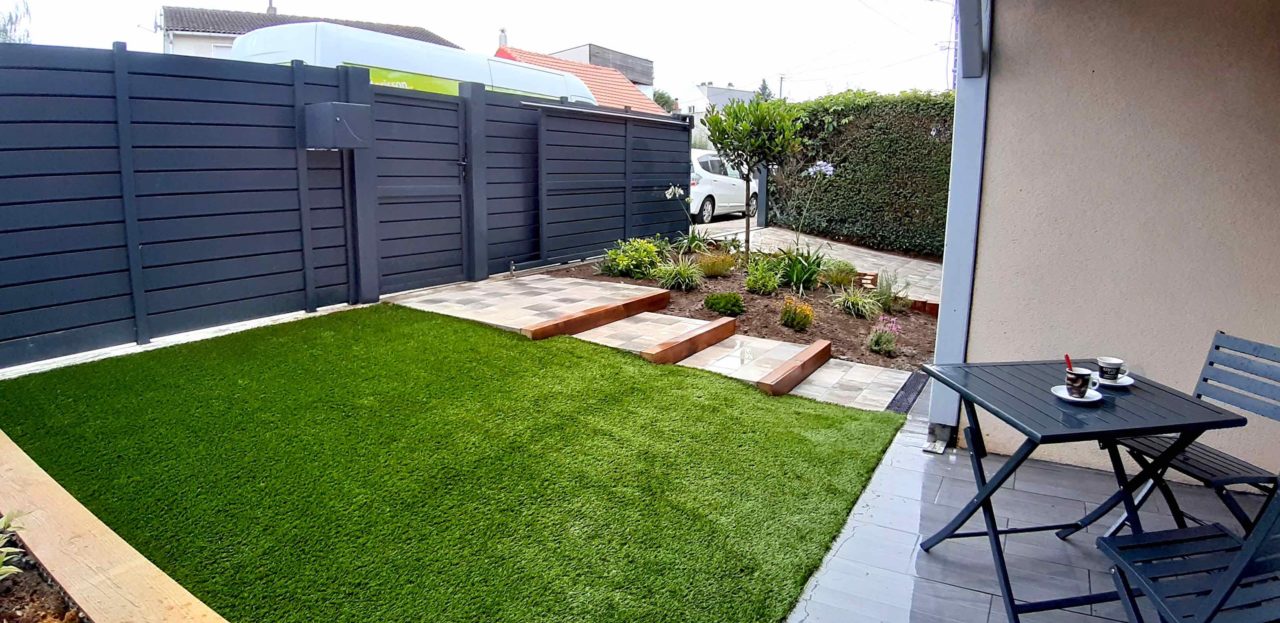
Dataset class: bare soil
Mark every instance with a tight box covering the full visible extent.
[0,537,82,623]
[549,261,936,371]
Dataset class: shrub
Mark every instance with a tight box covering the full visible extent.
[653,257,703,291]
[777,245,826,296]
[599,238,662,279]
[703,292,745,316]
[696,252,736,278]
[1,513,23,582]
[780,296,814,331]
[771,90,954,258]
[715,237,743,256]
[672,228,715,255]
[867,315,902,356]
[819,259,858,290]
[870,272,911,314]
[830,287,882,319]
[745,261,781,295]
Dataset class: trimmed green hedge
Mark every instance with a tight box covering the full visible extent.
[771,90,954,258]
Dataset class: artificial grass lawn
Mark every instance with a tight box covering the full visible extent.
[0,305,903,622]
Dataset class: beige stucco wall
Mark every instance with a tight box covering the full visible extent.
[968,0,1280,472]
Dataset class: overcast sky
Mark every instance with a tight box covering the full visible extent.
[26,0,956,105]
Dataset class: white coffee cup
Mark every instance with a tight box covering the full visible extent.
[1097,357,1128,381]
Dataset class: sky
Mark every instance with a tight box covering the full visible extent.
[24,0,956,105]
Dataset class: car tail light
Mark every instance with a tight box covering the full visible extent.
[691,174,701,186]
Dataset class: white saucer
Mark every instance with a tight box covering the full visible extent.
[1051,385,1103,403]
[1091,372,1135,387]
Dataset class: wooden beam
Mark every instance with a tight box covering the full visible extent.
[520,290,670,340]
[640,317,736,364]
[756,340,833,396]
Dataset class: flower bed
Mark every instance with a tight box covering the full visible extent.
[549,260,935,371]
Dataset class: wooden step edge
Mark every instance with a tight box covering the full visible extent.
[756,340,833,396]
[640,317,736,364]
[519,290,671,340]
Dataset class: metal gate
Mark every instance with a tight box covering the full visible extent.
[371,87,468,294]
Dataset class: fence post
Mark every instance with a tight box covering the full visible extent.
[459,82,489,281]
[292,61,317,312]
[342,66,381,303]
[112,42,150,344]
[623,118,633,240]
[756,165,769,227]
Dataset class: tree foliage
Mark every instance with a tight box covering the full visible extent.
[755,78,773,101]
[651,89,677,113]
[1,0,29,43]
[701,98,799,177]
[701,98,801,253]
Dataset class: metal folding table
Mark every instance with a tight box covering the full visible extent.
[920,360,1247,622]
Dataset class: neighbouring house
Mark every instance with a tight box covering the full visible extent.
[495,45,666,115]
[687,83,755,144]
[550,43,655,98]
[933,0,1280,474]
[159,4,460,59]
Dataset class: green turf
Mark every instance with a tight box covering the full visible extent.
[0,305,902,622]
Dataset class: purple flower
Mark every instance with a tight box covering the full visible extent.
[803,161,835,177]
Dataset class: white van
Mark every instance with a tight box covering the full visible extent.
[230,22,597,104]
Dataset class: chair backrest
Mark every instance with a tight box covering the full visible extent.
[1197,492,1280,621]
[1194,332,1280,423]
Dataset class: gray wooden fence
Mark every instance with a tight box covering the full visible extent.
[0,41,692,369]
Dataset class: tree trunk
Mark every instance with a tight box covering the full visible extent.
[742,167,752,256]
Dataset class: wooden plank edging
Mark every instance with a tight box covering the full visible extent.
[756,340,833,396]
[0,430,227,623]
[640,317,736,364]
[519,290,670,340]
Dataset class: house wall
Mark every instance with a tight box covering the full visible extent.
[968,0,1280,471]
[165,33,236,58]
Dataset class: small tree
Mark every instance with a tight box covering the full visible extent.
[652,89,677,113]
[1,0,30,43]
[701,98,799,254]
[755,78,774,101]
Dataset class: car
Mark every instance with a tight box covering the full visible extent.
[689,149,758,224]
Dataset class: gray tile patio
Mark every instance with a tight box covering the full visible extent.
[704,218,942,303]
[788,381,1268,623]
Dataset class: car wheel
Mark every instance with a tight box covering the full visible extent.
[747,194,758,217]
[697,197,715,224]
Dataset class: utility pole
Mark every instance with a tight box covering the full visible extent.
[777,75,784,99]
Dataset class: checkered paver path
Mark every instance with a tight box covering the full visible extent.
[791,359,913,412]
[575,312,709,352]
[392,275,913,412]
[391,274,661,331]
[677,335,809,384]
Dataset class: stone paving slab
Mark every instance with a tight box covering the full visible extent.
[391,275,663,331]
[792,359,914,412]
[678,334,808,383]
[574,312,708,352]
[704,222,942,303]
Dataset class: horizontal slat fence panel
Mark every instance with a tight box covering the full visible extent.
[371,86,466,294]
[538,107,691,264]
[0,42,353,368]
[483,93,541,274]
[0,42,692,369]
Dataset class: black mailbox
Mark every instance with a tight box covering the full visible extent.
[304,102,372,149]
